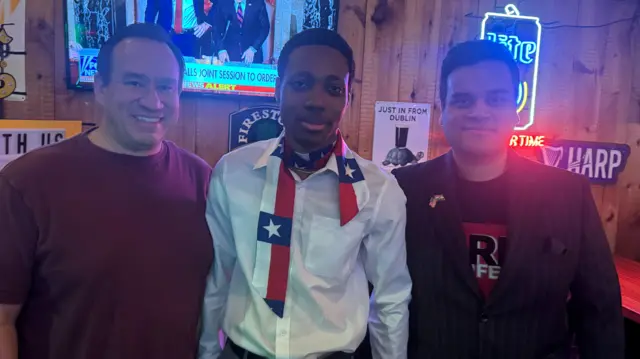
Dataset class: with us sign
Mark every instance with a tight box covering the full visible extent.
[537,139,631,185]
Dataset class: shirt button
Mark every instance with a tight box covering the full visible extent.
[279,330,287,337]
[479,313,489,323]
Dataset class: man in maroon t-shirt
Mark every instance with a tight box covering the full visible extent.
[0,23,213,359]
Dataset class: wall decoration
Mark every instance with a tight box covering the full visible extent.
[0,0,27,101]
[537,139,631,185]
[372,101,431,171]
[0,120,83,170]
[228,105,282,152]
[509,134,545,147]
[481,4,541,131]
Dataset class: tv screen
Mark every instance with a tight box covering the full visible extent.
[65,0,339,98]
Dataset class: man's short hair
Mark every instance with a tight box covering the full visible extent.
[439,40,520,107]
[277,28,355,84]
[96,23,185,87]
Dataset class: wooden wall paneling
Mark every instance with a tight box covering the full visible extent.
[337,0,368,151]
[3,0,56,120]
[356,0,405,160]
[194,98,241,166]
[427,0,480,159]
[596,0,639,249]
[616,13,640,259]
[532,0,580,139]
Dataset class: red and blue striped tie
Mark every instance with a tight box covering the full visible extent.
[237,4,244,27]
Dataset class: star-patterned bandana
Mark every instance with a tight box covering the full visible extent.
[252,131,365,318]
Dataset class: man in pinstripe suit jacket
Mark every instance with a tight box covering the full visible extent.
[392,40,624,359]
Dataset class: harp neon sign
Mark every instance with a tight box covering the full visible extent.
[481,4,542,131]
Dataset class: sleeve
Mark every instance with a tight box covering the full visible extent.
[362,177,411,359]
[570,177,625,359]
[198,159,237,359]
[0,175,38,304]
[250,2,271,54]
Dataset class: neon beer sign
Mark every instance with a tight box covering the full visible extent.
[481,4,542,131]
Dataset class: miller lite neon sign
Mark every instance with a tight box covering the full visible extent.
[481,4,542,131]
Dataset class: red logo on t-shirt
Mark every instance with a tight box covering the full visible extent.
[463,223,507,298]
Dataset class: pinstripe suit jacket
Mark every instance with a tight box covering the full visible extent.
[391,151,624,359]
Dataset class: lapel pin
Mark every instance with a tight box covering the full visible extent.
[429,194,445,208]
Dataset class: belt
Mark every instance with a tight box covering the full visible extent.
[228,340,353,359]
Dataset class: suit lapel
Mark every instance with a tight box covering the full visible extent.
[428,152,482,298]
[486,151,541,306]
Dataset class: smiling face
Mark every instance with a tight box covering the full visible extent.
[94,37,181,154]
[276,45,350,152]
[441,60,518,158]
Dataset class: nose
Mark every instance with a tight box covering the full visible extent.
[303,87,327,113]
[467,101,492,120]
[139,88,164,111]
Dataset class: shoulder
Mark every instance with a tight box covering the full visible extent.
[351,153,405,202]
[164,140,212,173]
[0,135,84,188]
[213,138,275,175]
[391,153,447,185]
[512,153,588,189]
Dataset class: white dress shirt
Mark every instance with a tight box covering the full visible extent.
[172,0,198,31]
[198,137,412,359]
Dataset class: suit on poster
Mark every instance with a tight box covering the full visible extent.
[213,0,270,63]
[144,0,216,57]
[391,151,624,359]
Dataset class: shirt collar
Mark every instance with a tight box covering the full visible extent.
[253,133,341,177]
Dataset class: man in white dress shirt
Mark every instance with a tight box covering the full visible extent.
[198,28,412,359]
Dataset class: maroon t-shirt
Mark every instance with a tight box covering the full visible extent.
[0,131,214,359]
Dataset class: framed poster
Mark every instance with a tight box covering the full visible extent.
[0,120,83,170]
[371,101,431,171]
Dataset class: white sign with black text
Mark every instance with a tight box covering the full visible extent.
[0,129,67,170]
[372,101,431,171]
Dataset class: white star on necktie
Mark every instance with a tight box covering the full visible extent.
[263,219,281,238]
[344,163,356,178]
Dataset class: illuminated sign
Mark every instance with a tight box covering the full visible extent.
[538,140,631,185]
[509,134,545,147]
[228,105,282,151]
[481,4,542,131]
[77,49,278,97]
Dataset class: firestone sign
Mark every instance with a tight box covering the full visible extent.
[228,105,283,152]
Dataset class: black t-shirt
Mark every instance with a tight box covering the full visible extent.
[456,173,508,298]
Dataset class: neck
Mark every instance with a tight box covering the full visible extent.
[285,133,337,154]
[88,126,161,157]
[453,149,508,182]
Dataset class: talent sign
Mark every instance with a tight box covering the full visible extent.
[228,105,282,152]
[538,140,631,185]
[371,101,431,171]
[0,120,83,170]
[481,4,542,131]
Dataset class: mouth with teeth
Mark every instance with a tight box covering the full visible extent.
[135,116,163,123]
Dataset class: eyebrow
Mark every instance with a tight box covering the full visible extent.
[121,72,178,85]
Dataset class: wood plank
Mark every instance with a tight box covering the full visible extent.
[4,0,56,120]
[338,0,368,151]
[615,256,640,323]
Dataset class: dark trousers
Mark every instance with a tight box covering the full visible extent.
[171,31,197,57]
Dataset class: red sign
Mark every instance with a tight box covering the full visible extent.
[510,134,545,147]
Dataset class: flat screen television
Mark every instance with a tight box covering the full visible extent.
[64,0,339,98]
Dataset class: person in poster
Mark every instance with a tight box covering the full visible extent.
[391,40,624,359]
[198,28,411,359]
[213,0,270,64]
[145,0,216,57]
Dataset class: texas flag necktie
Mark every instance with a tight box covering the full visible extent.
[251,132,366,318]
